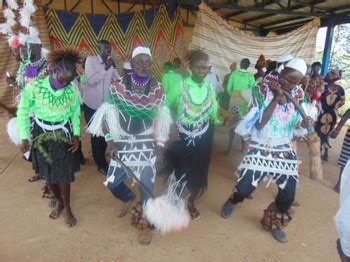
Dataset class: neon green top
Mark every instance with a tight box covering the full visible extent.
[17,76,81,140]
[167,77,221,128]
[227,69,255,94]
[161,70,183,94]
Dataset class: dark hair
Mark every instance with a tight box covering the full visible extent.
[312,61,322,68]
[240,58,250,69]
[185,49,209,66]
[163,61,173,69]
[266,61,277,74]
[173,57,182,68]
[98,40,111,46]
[48,49,80,73]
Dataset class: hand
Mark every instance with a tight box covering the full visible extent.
[329,129,340,139]
[69,136,80,153]
[20,139,30,153]
[301,116,314,129]
[155,145,167,172]
[6,74,16,87]
[105,57,115,71]
[169,124,180,142]
[269,81,286,103]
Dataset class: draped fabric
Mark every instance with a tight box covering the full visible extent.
[45,4,185,81]
[190,3,320,80]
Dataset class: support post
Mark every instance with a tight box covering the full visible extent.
[321,18,335,76]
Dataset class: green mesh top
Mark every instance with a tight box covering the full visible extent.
[17,76,81,140]
[167,77,221,129]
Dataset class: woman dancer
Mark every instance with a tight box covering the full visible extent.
[166,49,221,220]
[17,49,81,227]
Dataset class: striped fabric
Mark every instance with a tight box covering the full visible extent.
[0,0,51,117]
[338,128,350,167]
[189,3,320,80]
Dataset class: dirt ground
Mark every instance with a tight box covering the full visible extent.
[0,119,344,262]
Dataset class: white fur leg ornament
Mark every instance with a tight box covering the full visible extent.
[143,175,190,234]
[6,117,22,145]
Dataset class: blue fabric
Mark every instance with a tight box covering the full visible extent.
[56,10,80,33]
[107,166,135,203]
[86,13,108,35]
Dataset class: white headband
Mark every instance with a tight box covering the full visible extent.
[277,53,294,63]
[285,58,307,76]
[132,46,151,59]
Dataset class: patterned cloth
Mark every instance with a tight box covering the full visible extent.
[338,128,350,167]
[17,76,81,140]
[305,75,324,101]
[315,84,345,149]
[167,77,220,129]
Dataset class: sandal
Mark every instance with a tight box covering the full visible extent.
[41,186,54,199]
[28,175,40,182]
[190,209,201,220]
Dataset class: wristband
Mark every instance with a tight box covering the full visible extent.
[105,133,113,141]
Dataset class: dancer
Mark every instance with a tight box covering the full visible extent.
[88,46,171,245]
[221,58,309,243]
[225,58,255,154]
[17,49,82,227]
[166,49,221,220]
[315,69,345,161]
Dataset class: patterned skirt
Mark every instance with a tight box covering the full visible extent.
[338,128,350,167]
[237,141,299,189]
[166,122,215,198]
[31,119,80,184]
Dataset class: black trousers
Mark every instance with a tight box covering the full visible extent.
[83,103,108,171]
[230,170,297,213]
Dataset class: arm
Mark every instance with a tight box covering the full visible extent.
[249,74,256,89]
[255,81,285,130]
[210,97,222,125]
[112,68,120,81]
[330,109,350,139]
[226,72,235,94]
[17,84,34,140]
[85,57,107,86]
[71,88,81,137]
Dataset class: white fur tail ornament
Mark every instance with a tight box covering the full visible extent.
[6,117,21,145]
[113,157,191,234]
[144,174,190,234]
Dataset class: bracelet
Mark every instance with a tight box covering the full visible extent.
[105,133,113,141]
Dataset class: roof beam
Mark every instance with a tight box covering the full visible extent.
[224,0,276,19]
[207,2,331,18]
[244,0,326,23]
[265,17,313,30]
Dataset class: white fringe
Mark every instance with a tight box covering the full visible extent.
[0,23,13,34]
[6,117,22,145]
[7,0,19,10]
[144,174,190,234]
[154,105,172,144]
[3,8,15,19]
[29,26,39,37]
[7,34,15,46]
[86,102,122,140]
[41,48,50,58]
[235,106,261,137]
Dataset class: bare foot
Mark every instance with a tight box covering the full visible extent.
[49,200,64,219]
[65,208,77,227]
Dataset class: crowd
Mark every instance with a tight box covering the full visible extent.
[1,25,349,260]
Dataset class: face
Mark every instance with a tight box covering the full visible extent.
[99,43,111,59]
[20,44,41,61]
[52,66,76,87]
[325,69,340,83]
[190,59,209,80]
[279,67,304,92]
[12,47,21,62]
[312,64,321,74]
[131,54,152,77]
